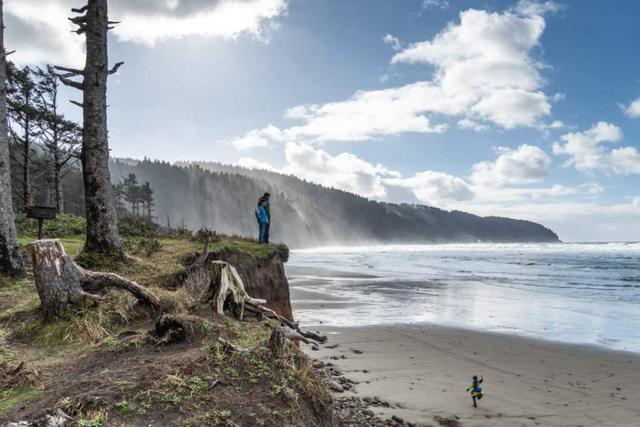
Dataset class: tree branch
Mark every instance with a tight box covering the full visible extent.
[57,76,84,91]
[69,100,84,108]
[108,62,124,75]
[53,65,84,76]
[69,15,88,25]
[71,5,88,14]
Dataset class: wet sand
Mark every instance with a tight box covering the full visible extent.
[304,324,640,426]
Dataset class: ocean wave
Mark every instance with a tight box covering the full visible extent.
[293,241,640,255]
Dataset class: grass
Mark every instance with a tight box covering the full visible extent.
[17,236,85,257]
[0,231,328,426]
[0,387,41,411]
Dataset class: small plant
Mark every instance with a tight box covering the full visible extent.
[135,402,151,415]
[137,238,162,257]
[191,227,222,243]
[115,399,136,416]
[78,414,107,427]
[189,376,209,395]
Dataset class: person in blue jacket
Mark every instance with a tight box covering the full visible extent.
[255,198,270,244]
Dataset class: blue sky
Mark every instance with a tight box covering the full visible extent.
[6,0,640,241]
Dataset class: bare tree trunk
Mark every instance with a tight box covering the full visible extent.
[0,1,25,279]
[51,90,64,213]
[80,0,122,256]
[31,239,160,321]
[22,110,31,207]
[54,154,64,213]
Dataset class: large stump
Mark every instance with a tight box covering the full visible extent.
[170,241,327,344]
[32,239,160,321]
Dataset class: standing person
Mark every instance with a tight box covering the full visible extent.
[261,192,271,243]
[255,197,269,244]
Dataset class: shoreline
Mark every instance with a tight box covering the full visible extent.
[303,323,640,426]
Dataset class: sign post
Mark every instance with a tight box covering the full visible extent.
[25,206,57,240]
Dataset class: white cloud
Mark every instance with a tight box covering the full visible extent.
[221,125,283,150]
[471,144,551,186]
[282,143,401,198]
[391,3,551,129]
[111,0,288,46]
[391,5,554,130]
[281,83,449,142]
[237,157,278,172]
[422,0,450,10]
[4,0,288,65]
[5,0,85,66]
[385,171,474,205]
[383,34,403,51]
[512,0,560,16]
[553,122,640,174]
[220,2,557,147]
[457,118,489,132]
[624,97,640,118]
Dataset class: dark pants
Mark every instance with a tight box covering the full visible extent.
[259,222,268,244]
[264,222,270,243]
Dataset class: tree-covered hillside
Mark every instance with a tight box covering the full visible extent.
[110,159,559,247]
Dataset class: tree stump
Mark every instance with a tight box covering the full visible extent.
[170,241,328,344]
[31,239,160,321]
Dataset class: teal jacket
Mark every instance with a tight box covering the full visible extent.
[256,203,269,224]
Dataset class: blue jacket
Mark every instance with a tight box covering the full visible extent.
[256,203,269,224]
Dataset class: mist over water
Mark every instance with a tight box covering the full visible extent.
[288,242,640,353]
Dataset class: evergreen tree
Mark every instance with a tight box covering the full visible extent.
[122,173,138,215]
[7,63,40,209]
[140,181,154,220]
[35,65,82,213]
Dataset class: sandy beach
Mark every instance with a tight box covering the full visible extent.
[303,323,640,426]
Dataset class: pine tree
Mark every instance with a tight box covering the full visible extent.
[122,173,138,215]
[35,66,82,213]
[7,63,40,209]
[140,181,154,220]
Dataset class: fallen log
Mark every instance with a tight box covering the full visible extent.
[31,239,161,322]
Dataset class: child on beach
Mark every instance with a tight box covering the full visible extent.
[466,375,484,408]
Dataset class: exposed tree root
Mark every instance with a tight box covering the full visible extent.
[173,241,328,344]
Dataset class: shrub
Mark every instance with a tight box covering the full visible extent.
[117,213,159,238]
[122,237,162,257]
[191,228,222,243]
[15,213,86,238]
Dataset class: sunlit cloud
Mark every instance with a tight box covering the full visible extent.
[4,0,288,66]
[553,122,640,175]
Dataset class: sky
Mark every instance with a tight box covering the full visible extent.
[5,0,640,242]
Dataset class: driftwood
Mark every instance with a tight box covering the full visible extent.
[174,241,327,344]
[31,239,160,321]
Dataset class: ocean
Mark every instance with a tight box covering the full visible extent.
[287,243,640,353]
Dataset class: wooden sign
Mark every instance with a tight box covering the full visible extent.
[25,206,57,220]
